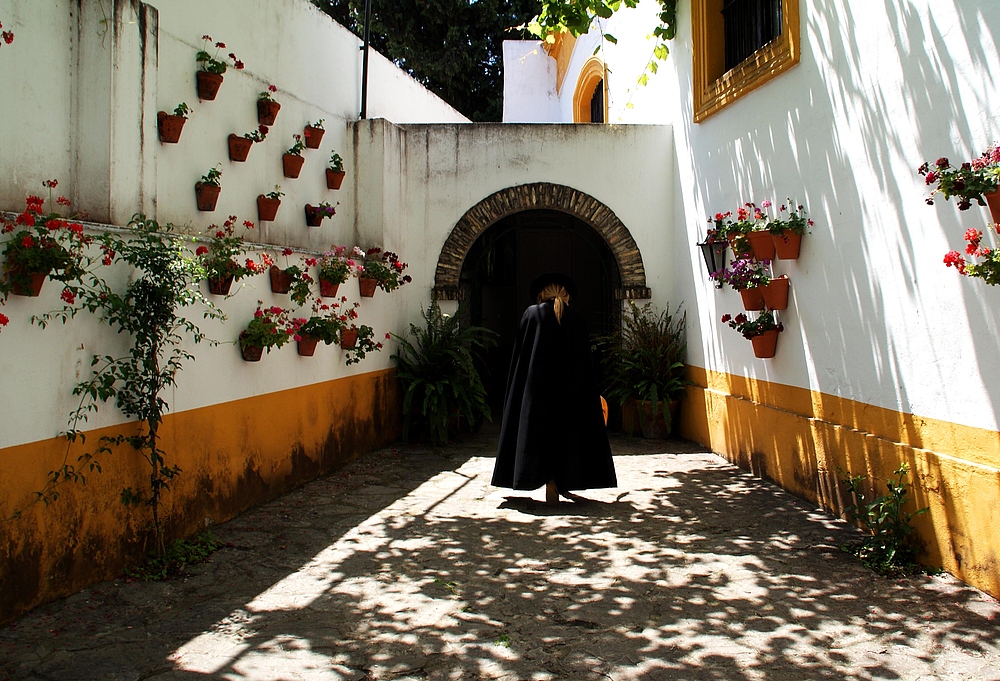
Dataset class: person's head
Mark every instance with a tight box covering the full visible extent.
[530,272,577,323]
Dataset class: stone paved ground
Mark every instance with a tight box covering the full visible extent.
[2,429,1000,681]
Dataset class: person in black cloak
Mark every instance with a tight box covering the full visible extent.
[491,272,617,504]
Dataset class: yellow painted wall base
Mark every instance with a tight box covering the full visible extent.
[678,367,1000,599]
[0,370,401,623]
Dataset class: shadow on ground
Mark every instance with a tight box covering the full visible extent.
[2,429,998,680]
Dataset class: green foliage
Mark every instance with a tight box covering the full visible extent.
[124,531,226,581]
[599,301,687,431]
[311,0,537,121]
[33,215,223,556]
[840,464,929,575]
[391,302,497,445]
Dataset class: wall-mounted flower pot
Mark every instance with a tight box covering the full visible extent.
[269,265,292,294]
[985,188,1000,223]
[340,328,359,349]
[728,234,751,257]
[359,277,378,298]
[297,336,319,357]
[326,169,346,190]
[771,231,801,259]
[257,195,281,222]
[196,71,224,101]
[747,230,775,261]
[207,275,234,296]
[195,182,221,211]
[304,205,326,227]
[739,287,765,311]
[282,153,305,178]
[157,112,186,144]
[5,263,48,297]
[257,99,281,126]
[241,343,264,362]
[750,329,779,359]
[228,134,253,162]
[319,277,340,298]
[304,125,324,149]
[761,275,789,310]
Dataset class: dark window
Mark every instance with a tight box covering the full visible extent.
[589,80,604,123]
[722,0,782,71]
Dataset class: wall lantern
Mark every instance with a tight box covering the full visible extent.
[698,239,728,288]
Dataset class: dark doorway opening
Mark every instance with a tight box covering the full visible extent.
[459,209,621,416]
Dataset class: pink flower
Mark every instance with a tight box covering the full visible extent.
[760,199,772,208]
[924,171,937,185]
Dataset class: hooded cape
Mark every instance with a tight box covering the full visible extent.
[491,300,617,491]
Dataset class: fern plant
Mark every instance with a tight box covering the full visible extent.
[391,302,496,445]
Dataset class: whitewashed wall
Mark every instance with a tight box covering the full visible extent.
[0,0,467,451]
[516,0,1000,434]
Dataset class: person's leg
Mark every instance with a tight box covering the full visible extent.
[546,480,558,505]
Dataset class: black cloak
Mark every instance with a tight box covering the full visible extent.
[491,300,617,491]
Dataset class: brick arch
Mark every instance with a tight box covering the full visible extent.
[432,183,650,301]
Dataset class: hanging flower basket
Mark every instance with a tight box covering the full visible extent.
[358,277,378,298]
[750,329,780,358]
[304,125,325,149]
[739,287,765,311]
[196,71,224,101]
[207,275,234,296]
[297,336,319,357]
[157,112,186,144]
[195,182,221,211]
[340,327,359,349]
[241,343,264,362]
[257,195,281,222]
[257,99,281,126]
[228,134,253,162]
[319,277,340,298]
[771,230,802,259]
[269,265,293,294]
[747,230,775,261]
[326,169,346,190]
[761,275,789,310]
[282,153,305,179]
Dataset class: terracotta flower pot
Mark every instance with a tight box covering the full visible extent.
[750,329,779,359]
[985,188,1000,223]
[282,153,305,179]
[196,70,224,101]
[257,99,281,126]
[747,230,775,261]
[157,112,186,144]
[207,275,234,296]
[359,277,378,298]
[319,277,340,298]
[257,196,280,222]
[297,336,319,357]
[739,287,765,311]
[241,343,264,362]
[728,234,751,256]
[326,169,346,190]
[761,276,789,310]
[195,182,221,211]
[771,230,802,259]
[269,265,292,294]
[638,400,670,439]
[6,263,48,297]
[340,328,359,349]
[304,125,325,149]
[304,205,324,227]
[228,134,253,162]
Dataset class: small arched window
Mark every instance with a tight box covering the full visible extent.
[573,57,607,123]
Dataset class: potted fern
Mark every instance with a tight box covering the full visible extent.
[391,301,496,444]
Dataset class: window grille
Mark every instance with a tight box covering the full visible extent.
[722,0,782,72]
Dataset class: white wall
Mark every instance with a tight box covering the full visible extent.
[528,0,1000,433]
[0,0,467,451]
[502,41,561,123]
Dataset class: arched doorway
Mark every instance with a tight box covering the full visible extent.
[433,183,651,414]
[461,209,621,409]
